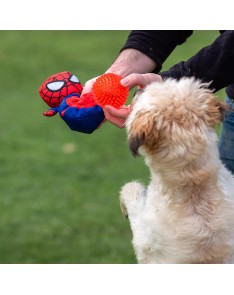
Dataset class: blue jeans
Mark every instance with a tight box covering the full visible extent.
[218,95,234,175]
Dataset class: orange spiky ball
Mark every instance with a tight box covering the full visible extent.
[92,73,129,109]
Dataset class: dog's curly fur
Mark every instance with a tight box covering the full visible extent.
[120,77,234,264]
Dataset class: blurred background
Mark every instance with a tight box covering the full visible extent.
[0,31,225,263]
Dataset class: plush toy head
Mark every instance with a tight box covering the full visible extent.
[38,71,105,134]
[39,71,83,108]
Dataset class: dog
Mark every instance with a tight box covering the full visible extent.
[120,77,234,264]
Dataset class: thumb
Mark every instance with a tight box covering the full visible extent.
[81,76,99,96]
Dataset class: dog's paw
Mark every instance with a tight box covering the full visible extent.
[120,181,145,219]
[120,199,128,218]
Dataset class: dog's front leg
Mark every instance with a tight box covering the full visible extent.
[120,181,146,229]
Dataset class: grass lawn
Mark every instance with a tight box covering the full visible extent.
[0,30,225,263]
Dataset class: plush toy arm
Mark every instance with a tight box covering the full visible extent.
[43,107,59,117]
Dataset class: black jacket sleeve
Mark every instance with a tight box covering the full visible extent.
[120,30,193,72]
[160,31,234,92]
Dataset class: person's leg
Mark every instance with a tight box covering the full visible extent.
[218,96,234,175]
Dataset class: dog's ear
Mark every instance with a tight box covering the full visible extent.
[205,96,228,127]
[128,110,159,157]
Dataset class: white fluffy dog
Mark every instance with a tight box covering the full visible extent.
[120,77,234,264]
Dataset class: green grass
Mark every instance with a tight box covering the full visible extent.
[0,31,226,263]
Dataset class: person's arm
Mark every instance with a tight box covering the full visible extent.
[82,31,193,128]
[160,30,234,92]
[119,30,193,73]
[82,31,193,94]
[105,48,157,77]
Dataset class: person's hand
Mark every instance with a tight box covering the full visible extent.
[120,73,163,89]
[103,105,132,128]
[103,73,163,128]
[81,76,99,96]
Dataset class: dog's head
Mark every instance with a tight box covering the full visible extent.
[126,78,227,167]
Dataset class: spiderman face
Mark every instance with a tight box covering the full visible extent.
[39,71,83,107]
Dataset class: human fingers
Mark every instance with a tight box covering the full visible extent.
[81,76,99,95]
[104,105,131,119]
[121,73,163,89]
[103,105,131,128]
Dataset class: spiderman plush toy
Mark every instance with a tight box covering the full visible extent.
[38,71,105,134]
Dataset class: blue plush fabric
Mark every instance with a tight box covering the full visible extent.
[47,94,105,134]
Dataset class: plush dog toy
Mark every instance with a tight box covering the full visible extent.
[39,71,129,134]
[38,71,105,134]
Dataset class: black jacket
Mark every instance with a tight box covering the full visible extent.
[121,30,234,97]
